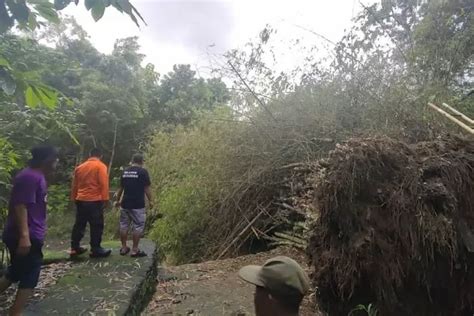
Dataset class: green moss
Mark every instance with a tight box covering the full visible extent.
[42,240,122,265]
[99,240,121,249]
[58,270,110,288]
[26,240,158,315]
[43,249,68,264]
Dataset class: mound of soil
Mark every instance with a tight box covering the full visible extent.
[305,136,474,316]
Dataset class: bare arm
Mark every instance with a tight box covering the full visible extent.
[115,187,124,207]
[144,186,153,208]
[71,169,78,201]
[98,164,110,202]
[14,204,31,255]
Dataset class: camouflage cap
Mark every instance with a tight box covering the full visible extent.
[238,256,310,297]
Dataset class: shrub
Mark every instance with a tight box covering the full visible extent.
[46,184,73,239]
[145,77,463,264]
[46,183,121,243]
[147,108,236,263]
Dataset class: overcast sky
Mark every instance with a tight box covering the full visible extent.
[63,0,374,75]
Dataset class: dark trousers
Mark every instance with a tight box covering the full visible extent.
[71,201,105,250]
[5,239,43,289]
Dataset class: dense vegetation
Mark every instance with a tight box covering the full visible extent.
[0,9,228,240]
[147,0,473,263]
[0,0,472,265]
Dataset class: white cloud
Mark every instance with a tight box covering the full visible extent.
[63,0,374,74]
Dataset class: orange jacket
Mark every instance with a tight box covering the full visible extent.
[71,157,109,201]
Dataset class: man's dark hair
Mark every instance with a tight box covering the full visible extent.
[132,153,144,164]
[90,148,102,157]
[29,145,58,168]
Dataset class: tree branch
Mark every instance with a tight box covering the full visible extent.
[227,60,278,123]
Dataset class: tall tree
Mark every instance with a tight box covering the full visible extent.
[152,64,230,125]
[0,0,145,108]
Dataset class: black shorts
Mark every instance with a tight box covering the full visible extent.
[5,239,43,289]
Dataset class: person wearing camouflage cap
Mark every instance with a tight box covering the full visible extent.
[238,256,310,316]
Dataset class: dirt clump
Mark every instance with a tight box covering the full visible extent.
[305,136,474,316]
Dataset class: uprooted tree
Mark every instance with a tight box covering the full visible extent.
[304,136,473,315]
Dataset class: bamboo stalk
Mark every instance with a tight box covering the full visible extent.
[250,226,260,239]
[268,240,307,250]
[273,202,306,216]
[216,208,266,260]
[227,60,278,123]
[273,231,307,244]
[442,103,474,125]
[108,119,119,177]
[427,103,474,135]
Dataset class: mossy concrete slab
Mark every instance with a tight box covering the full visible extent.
[42,241,123,264]
[25,239,157,316]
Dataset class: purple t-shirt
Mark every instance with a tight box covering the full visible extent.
[2,168,48,242]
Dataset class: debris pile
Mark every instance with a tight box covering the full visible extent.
[305,136,474,315]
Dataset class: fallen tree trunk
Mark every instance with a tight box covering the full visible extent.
[428,103,474,134]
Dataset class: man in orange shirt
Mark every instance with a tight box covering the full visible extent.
[70,148,111,258]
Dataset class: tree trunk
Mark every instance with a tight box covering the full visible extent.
[108,120,119,177]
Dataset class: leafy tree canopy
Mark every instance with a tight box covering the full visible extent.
[0,0,145,108]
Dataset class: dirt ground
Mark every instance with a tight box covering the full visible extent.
[146,247,320,316]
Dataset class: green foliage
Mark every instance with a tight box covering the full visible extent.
[0,0,145,109]
[0,15,231,252]
[0,101,82,184]
[0,137,19,187]
[0,34,61,108]
[45,184,72,238]
[147,109,235,263]
[335,0,474,118]
[146,87,348,262]
[47,184,70,215]
[145,0,473,264]
[0,138,18,268]
[46,184,119,240]
[152,65,230,125]
[0,0,59,34]
[0,137,19,228]
[349,304,379,316]
[103,207,120,240]
[0,15,231,183]
[0,0,144,34]
[0,0,471,268]
[150,181,211,263]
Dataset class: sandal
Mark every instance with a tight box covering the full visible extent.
[70,246,88,257]
[120,247,130,256]
[130,249,147,257]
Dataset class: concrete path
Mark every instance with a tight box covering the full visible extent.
[25,239,157,316]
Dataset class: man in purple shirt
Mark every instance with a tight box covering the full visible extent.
[0,145,58,316]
